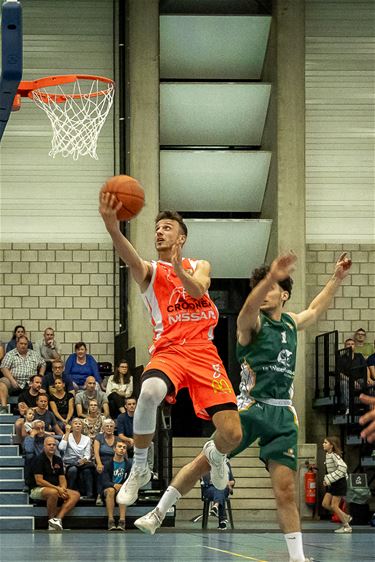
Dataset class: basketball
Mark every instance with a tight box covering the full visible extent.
[102,175,145,221]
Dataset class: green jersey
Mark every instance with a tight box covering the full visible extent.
[236,312,297,407]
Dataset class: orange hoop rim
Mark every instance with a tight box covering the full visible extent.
[16,74,115,104]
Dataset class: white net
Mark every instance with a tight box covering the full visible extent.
[31,77,115,160]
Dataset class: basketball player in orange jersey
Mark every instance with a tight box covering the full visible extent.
[99,191,242,519]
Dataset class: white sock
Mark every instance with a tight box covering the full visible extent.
[133,446,148,468]
[284,531,305,562]
[156,486,181,518]
[208,442,226,463]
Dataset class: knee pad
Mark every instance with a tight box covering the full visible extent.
[133,376,168,435]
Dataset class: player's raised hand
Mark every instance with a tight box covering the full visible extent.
[269,251,297,282]
[99,187,122,229]
[333,252,352,280]
[171,240,183,273]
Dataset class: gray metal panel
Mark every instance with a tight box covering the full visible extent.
[160,150,271,212]
[160,83,271,146]
[184,219,272,278]
[160,16,271,79]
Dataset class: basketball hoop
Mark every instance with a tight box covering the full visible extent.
[15,74,115,160]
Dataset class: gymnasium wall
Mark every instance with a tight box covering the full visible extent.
[0,0,116,361]
[304,0,375,442]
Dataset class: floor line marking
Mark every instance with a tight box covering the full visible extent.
[202,545,268,562]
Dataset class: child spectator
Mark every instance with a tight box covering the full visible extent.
[321,436,352,533]
[48,376,74,430]
[24,408,35,435]
[106,361,133,419]
[99,441,130,531]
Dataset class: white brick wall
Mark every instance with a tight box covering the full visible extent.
[0,243,117,363]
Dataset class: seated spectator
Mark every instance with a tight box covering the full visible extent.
[65,342,101,390]
[38,328,62,374]
[367,341,375,386]
[23,420,57,489]
[106,361,133,419]
[49,377,75,430]
[0,341,5,362]
[18,374,44,409]
[82,399,105,458]
[42,359,74,394]
[24,408,36,435]
[353,328,374,359]
[99,441,130,531]
[338,338,368,412]
[29,436,80,531]
[58,419,95,500]
[94,418,119,506]
[33,394,63,436]
[75,376,109,418]
[0,336,46,414]
[201,460,235,530]
[117,397,154,470]
[5,324,33,353]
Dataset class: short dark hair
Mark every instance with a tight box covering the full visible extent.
[344,338,355,344]
[155,210,188,236]
[249,265,293,300]
[74,341,87,351]
[29,374,42,382]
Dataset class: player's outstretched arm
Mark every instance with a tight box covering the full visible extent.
[290,252,352,331]
[359,394,375,443]
[99,189,152,287]
[171,242,211,299]
[237,252,297,346]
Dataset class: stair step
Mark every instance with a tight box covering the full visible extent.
[0,435,13,444]
[0,445,19,456]
[0,492,29,505]
[0,456,24,467]
[32,504,175,517]
[0,516,34,530]
[0,504,34,516]
[0,424,14,434]
[0,414,18,423]
[361,456,375,467]
[0,479,25,491]
[0,467,24,479]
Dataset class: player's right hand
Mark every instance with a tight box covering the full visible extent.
[269,251,297,282]
[99,188,122,227]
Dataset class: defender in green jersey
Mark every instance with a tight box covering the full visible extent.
[230,251,351,562]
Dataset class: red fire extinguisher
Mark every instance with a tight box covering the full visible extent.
[304,465,317,505]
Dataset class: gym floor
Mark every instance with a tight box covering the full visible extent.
[1,522,374,562]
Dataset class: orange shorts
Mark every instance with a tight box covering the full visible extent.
[143,342,237,420]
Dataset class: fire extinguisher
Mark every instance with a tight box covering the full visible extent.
[304,465,317,505]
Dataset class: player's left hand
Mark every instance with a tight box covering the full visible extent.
[171,240,183,273]
[333,252,352,280]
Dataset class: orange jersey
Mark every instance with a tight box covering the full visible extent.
[141,259,219,353]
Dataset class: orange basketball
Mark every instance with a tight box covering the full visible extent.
[102,175,145,221]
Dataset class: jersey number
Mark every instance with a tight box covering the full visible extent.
[281,331,287,344]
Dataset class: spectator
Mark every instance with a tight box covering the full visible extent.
[321,436,351,533]
[353,328,374,359]
[23,420,57,489]
[367,341,375,386]
[117,397,154,470]
[202,460,235,530]
[5,325,33,353]
[82,399,105,457]
[99,441,130,531]
[65,342,101,389]
[29,436,80,531]
[42,359,74,394]
[75,376,109,418]
[38,328,61,374]
[24,408,36,435]
[0,341,5,362]
[58,419,95,500]
[48,377,75,430]
[337,338,368,412]
[33,394,63,436]
[106,361,133,419]
[18,374,44,409]
[93,418,119,505]
[0,336,46,414]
